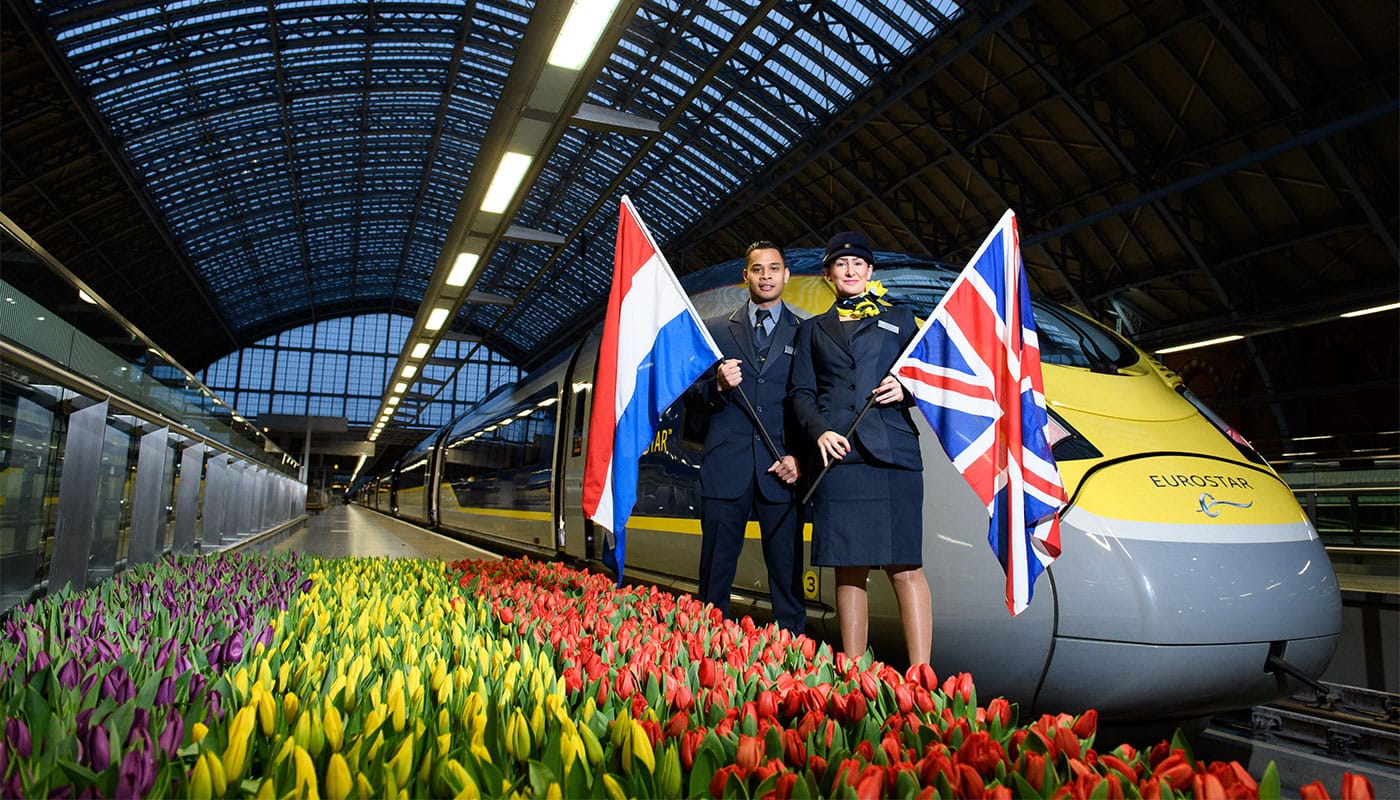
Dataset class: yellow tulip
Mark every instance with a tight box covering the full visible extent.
[389,733,415,788]
[505,708,531,763]
[601,774,626,800]
[189,753,212,800]
[272,737,296,768]
[623,718,655,774]
[579,723,603,765]
[362,706,384,739]
[322,705,344,753]
[190,722,209,744]
[205,751,228,797]
[284,692,300,724]
[355,773,374,800]
[388,686,407,733]
[559,730,578,777]
[257,659,273,689]
[258,689,277,735]
[437,733,451,757]
[326,753,353,800]
[254,777,275,800]
[222,706,256,781]
[294,709,312,750]
[545,784,562,800]
[529,705,545,745]
[417,746,433,786]
[294,745,318,798]
[327,674,347,708]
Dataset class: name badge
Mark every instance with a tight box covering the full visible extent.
[877,319,900,334]
[784,345,795,355]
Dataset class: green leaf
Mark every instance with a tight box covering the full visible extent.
[1168,728,1195,764]
[1008,771,1043,800]
[1258,761,1281,800]
[527,759,558,798]
[688,743,720,798]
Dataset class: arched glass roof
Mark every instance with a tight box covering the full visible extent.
[32,0,963,365]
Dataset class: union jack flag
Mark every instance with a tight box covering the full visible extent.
[893,209,1066,615]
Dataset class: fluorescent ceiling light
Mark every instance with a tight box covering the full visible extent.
[425,307,451,331]
[78,290,97,304]
[1291,434,1333,441]
[481,152,533,214]
[548,0,623,70]
[401,364,418,379]
[447,253,481,287]
[1155,335,1243,355]
[1340,301,1400,318]
[394,382,408,393]
[388,396,401,406]
[411,342,430,359]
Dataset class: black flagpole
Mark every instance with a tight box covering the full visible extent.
[800,391,880,505]
[731,383,783,463]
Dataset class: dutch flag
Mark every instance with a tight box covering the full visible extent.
[582,196,722,580]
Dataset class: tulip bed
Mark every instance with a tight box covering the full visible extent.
[0,551,1374,799]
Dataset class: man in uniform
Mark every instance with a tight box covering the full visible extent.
[687,241,805,635]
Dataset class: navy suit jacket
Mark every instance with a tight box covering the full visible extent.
[688,302,802,503]
[789,305,922,469]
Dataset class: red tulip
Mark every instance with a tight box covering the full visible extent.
[859,671,879,699]
[1343,773,1374,800]
[698,658,718,688]
[957,762,986,799]
[710,764,744,797]
[679,729,705,770]
[1072,708,1098,739]
[905,662,938,691]
[957,731,1007,778]
[756,689,779,720]
[894,683,914,714]
[1151,753,1193,791]
[985,697,1012,728]
[1054,724,1083,761]
[781,728,806,766]
[1019,751,1046,791]
[853,765,885,800]
[736,734,763,772]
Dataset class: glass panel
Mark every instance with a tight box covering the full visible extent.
[0,376,64,614]
[86,414,138,586]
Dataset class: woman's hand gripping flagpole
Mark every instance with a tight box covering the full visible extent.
[799,373,905,505]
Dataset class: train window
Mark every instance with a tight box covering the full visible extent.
[439,386,559,516]
[1032,303,1138,373]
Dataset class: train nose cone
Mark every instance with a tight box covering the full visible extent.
[1037,455,1342,720]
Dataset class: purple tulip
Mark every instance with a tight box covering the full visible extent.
[5,718,31,759]
[155,676,176,706]
[83,724,109,771]
[128,709,151,747]
[58,659,82,690]
[29,651,51,679]
[115,743,156,797]
[158,714,184,759]
[100,667,135,705]
[220,631,244,665]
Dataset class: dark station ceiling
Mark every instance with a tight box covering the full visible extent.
[2,0,1397,460]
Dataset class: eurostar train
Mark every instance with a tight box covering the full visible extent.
[354,248,1341,723]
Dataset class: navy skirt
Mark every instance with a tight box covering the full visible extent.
[809,456,923,567]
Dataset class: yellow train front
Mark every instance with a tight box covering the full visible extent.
[359,249,1341,725]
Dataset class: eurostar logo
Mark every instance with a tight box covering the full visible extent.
[1196,492,1253,517]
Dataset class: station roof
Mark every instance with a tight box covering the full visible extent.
[2,0,1396,451]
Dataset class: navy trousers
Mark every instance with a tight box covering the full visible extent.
[697,479,805,635]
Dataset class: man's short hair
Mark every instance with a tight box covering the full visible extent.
[745,240,785,263]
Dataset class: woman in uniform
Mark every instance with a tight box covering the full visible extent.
[789,231,932,666]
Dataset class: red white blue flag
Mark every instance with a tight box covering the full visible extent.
[583,196,722,580]
[892,209,1066,615]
